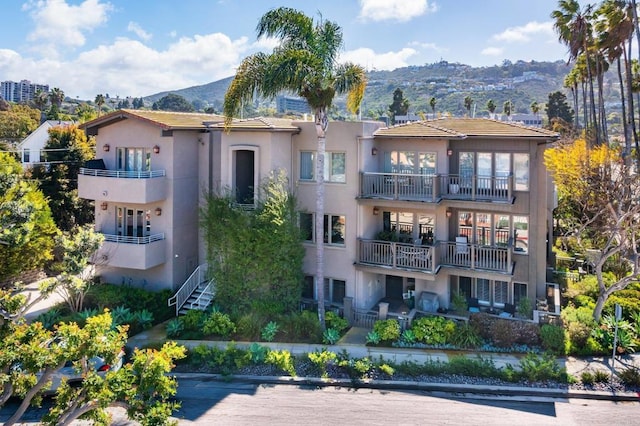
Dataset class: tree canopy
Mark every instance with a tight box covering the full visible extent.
[388,88,409,124]
[0,152,58,281]
[0,104,41,143]
[152,93,195,112]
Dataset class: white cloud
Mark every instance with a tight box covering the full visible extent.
[408,41,447,53]
[169,30,177,38]
[491,21,554,43]
[22,0,113,56]
[0,32,256,99]
[127,22,152,41]
[340,47,417,70]
[358,0,437,22]
[481,47,504,56]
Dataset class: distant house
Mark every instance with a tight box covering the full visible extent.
[17,120,74,168]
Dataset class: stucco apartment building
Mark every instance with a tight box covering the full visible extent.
[78,109,559,317]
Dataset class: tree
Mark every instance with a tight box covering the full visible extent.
[545,139,640,321]
[33,89,49,114]
[53,226,104,313]
[464,95,473,117]
[223,7,366,329]
[48,88,65,111]
[530,101,540,117]
[429,96,436,117]
[546,90,574,126]
[486,99,497,117]
[388,88,409,124]
[503,100,513,118]
[201,171,305,315]
[94,94,105,117]
[0,104,40,143]
[153,93,195,112]
[0,153,59,280]
[74,103,97,123]
[30,124,95,231]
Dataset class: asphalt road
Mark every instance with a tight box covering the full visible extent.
[2,379,639,425]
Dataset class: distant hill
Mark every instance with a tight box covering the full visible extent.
[143,60,574,117]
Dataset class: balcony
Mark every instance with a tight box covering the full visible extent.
[101,233,166,270]
[360,172,513,203]
[357,239,513,275]
[78,168,167,204]
[357,240,436,274]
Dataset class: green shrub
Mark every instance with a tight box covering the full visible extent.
[165,318,184,338]
[400,329,417,344]
[247,342,268,364]
[366,330,381,345]
[562,305,596,354]
[111,305,134,326]
[202,311,236,338]
[261,321,280,342]
[446,356,501,378]
[517,352,566,383]
[325,311,348,332]
[411,316,455,345]
[278,310,321,343]
[182,309,206,331]
[373,319,401,342]
[450,291,468,313]
[516,297,533,320]
[235,312,264,341]
[581,371,595,385]
[322,328,341,345]
[540,324,565,354]
[134,309,154,330]
[308,349,338,378]
[378,363,395,377]
[592,315,637,355]
[85,284,173,323]
[450,322,482,349]
[618,367,640,387]
[468,313,494,340]
[593,370,609,383]
[265,349,296,377]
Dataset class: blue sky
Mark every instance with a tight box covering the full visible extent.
[1,0,575,100]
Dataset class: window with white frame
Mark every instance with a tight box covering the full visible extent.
[514,153,529,191]
[456,211,527,252]
[457,152,530,191]
[455,277,513,308]
[299,213,346,246]
[299,151,346,182]
[494,280,509,305]
[477,278,491,305]
[22,148,30,163]
[513,215,529,254]
[117,147,151,172]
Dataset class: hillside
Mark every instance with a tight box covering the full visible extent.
[143,60,573,117]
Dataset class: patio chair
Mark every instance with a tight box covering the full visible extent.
[499,303,516,318]
[467,297,480,313]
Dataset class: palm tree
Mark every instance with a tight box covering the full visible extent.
[223,7,366,330]
[552,0,599,144]
[463,96,473,117]
[49,87,64,108]
[486,99,496,118]
[33,89,49,111]
[530,101,540,118]
[503,100,513,119]
[429,96,436,118]
[94,94,105,117]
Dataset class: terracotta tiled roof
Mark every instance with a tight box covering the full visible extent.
[80,109,225,131]
[207,116,300,132]
[374,117,559,139]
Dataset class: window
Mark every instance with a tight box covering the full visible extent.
[23,148,30,163]
[302,275,315,299]
[458,276,472,298]
[513,215,529,254]
[477,279,491,305]
[324,214,345,245]
[117,207,151,238]
[117,147,150,172]
[324,278,346,304]
[419,152,437,175]
[300,213,346,246]
[475,213,491,246]
[299,151,345,182]
[494,214,510,246]
[514,153,529,191]
[299,212,313,242]
[494,280,509,305]
[386,151,436,175]
[514,282,528,305]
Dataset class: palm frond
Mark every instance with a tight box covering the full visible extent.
[223,53,269,127]
[334,63,367,114]
[257,7,313,47]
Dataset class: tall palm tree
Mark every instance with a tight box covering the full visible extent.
[552,0,599,144]
[223,7,367,329]
[463,96,473,117]
[33,89,49,112]
[94,94,105,117]
[486,99,496,118]
[49,87,64,108]
[530,101,540,118]
[429,96,436,118]
[503,100,513,119]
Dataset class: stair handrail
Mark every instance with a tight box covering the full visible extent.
[168,263,209,315]
[189,279,216,311]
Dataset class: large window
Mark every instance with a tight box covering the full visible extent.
[299,151,346,183]
[454,277,516,308]
[456,211,527,253]
[457,152,529,191]
[302,276,346,305]
[385,151,436,175]
[117,147,150,172]
[117,207,151,238]
[513,215,529,254]
[299,213,346,246]
[382,211,434,243]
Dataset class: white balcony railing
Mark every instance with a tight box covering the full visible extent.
[102,233,165,244]
[79,168,165,178]
[360,172,513,202]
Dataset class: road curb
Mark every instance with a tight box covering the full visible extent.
[172,373,640,402]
